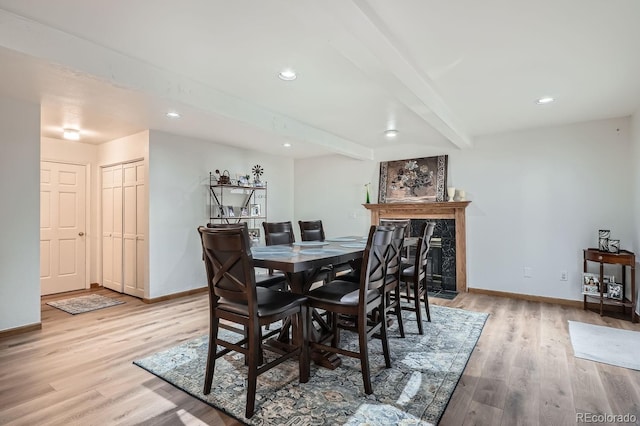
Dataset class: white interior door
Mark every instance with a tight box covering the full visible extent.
[123,161,145,297]
[102,165,123,292]
[40,161,86,295]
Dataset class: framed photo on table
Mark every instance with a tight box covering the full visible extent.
[582,272,600,295]
[250,203,261,217]
[607,282,623,300]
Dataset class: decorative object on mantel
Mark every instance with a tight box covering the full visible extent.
[365,182,371,203]
[608,239,620,254]
[252,164,264,187]
[215,169,231,185]
[447,186,456,202]
[598,229,610,251]
[457,189,466,201]
[378,155,447,203]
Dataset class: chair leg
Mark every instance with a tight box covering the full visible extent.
[245,321,261,418]
[358,313,373,395]
[393,286,405,338]
[423,281,431,322]
[203,316,219,394]
[413,281,424,335]
[379,300,391,369]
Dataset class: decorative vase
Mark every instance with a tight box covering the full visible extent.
[447,187,456,202]
[366,188,370,204]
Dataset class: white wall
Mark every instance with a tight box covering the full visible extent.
[41,137,99,283]
[294,117,633,301]
[631,110,640,314]
[147,130,294,299]
[0,96,40,331]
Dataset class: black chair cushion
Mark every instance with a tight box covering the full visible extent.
[401,265,415,278]
[255,271,287,288]
[307,280,379,305]
[218,287,306,317]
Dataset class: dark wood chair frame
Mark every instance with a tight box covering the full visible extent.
[306,225,393,395]
[198,226,310,418]
[399,222,435,335]
[380,223,407,338]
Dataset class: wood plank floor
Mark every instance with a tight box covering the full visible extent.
[1,289,639,425]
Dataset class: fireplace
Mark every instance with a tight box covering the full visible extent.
[408,219,455,292]
[363,201,470,292]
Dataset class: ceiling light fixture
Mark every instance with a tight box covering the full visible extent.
[166,111,181,118]
[63,128,80,141]
[384,129,399,138]
[278,69,297,81]
[536,97,555,105]
[283,142,292,148]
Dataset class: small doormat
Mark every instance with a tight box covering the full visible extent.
[428,290,458,300]
[569,320,640,370]
[46,294,124,315]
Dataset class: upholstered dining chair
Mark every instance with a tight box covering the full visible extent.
[399,222,435,335]
[306,225,393,395]
[262,221,295,245]
[206,222,286,290]
[197,226,309,418]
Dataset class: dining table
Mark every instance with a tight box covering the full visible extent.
[251,236,369,369]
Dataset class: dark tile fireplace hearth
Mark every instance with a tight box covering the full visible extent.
[409,219,456,292]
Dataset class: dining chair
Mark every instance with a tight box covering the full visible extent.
[262,221,295,245]
[298,219,352,280]
[198,226,309,418]
[380,222,408,338]
[380,219,411,263]
[206,222,286,290]
[306,225,393,395]
[399,222,436,335]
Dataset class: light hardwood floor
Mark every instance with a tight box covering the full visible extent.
[1,289,639,425]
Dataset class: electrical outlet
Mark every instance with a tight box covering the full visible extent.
[560,270,568,281]
[523,267,532,278]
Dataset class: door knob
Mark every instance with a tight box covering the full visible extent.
[79,232,85,236]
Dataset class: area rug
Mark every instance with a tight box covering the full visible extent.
[427,290,458,300]
[134,305,488,425]
[568,320,640,370]
[46,293,124,315]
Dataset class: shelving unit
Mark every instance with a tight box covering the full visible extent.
[208,172,267,243]
[583,248,637,323]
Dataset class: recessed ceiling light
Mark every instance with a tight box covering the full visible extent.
[63,128,80,141]
[166,111,181,118]
[283,142,292,148]
[278,69,297,81]
[384,129,399,138]
[536,97,555,105]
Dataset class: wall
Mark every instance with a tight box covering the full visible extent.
[147,130,294,299]
[0,96,40,331]
[41,137,99,284]
[294,117,632,301]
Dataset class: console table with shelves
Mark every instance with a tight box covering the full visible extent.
[583,248,637,323]
[208,173,267,243]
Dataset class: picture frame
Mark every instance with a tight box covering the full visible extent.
[248,228,260,241]
[250,203,261,217]
[227,206,236,217]
[378,155,447,203]
[582,272,600,295]
[607,282,623,300]
[240,207,249,217]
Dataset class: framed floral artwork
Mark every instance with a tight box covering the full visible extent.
[378,155,448,203]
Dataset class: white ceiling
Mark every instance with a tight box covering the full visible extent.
[0,0,639,159]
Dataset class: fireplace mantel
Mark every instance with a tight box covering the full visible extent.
[363,202,471,292]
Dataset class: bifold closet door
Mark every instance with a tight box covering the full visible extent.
[102,160,145,296]
[102,165,123,292]
[122,161,145,298]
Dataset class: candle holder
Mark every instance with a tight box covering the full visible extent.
[447,187,456,202]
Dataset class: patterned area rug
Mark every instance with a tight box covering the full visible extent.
[134,305,487,425]
[46,293,124,315]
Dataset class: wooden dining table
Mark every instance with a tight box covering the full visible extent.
[251,237,368,369]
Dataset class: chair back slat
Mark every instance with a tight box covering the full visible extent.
[360,226,393,293]
[414,222,436,281]
[198,226,257,306]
